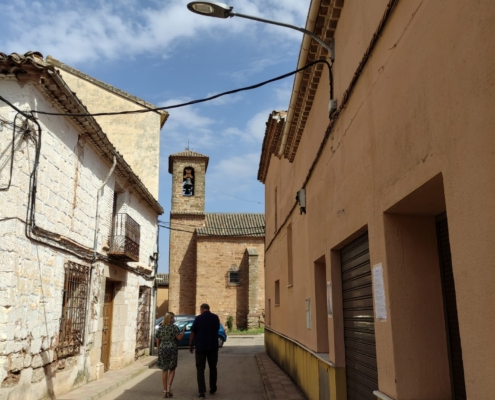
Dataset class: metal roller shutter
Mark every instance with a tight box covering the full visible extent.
[341,232,378,400]
[436,214,466,399]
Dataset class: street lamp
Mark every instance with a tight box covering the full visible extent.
[187,1,334,60]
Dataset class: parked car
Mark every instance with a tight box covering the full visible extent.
[175,319,227,348]
[154,314,196,332]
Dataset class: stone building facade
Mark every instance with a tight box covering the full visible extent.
[0,52,164,400]
[167,150,265,328]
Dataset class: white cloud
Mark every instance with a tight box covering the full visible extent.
[0,0,310,65]
[207,152,262,196]
[159,98,215,132]
[204,92,244,106]
[221,108,274,144]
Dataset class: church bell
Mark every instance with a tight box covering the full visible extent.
[183,178,193,195]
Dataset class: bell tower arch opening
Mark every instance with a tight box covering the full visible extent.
[183,166,195,196]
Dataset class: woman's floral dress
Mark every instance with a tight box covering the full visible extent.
[156,323,180,370]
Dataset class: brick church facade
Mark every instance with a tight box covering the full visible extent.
[168,150,265,328]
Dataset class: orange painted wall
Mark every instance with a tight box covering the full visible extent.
[263,0,495,398]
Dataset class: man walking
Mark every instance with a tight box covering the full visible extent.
[190,303,220,398]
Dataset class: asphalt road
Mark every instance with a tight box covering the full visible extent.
[99,336,266,400]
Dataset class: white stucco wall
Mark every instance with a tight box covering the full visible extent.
[0,79,157,400]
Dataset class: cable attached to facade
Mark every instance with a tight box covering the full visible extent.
[0,59,332,118]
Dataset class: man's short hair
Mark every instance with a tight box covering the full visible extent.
[200,303,210,311]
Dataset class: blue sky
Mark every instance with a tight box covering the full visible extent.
[0,0,310,272]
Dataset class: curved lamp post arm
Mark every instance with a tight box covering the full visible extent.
[187,2,333,60]
[231,11,333,60]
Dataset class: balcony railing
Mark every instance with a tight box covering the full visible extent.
[108,213,140,262]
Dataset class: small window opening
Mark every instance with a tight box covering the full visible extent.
[275,280,280,306]
[183,167,195,196]
[227,264,240,286]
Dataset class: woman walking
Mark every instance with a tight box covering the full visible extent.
[156,312,186,398]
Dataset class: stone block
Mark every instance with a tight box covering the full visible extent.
[95,361,104,380]
[31,366,45,383]
[40,349,54,366]
[23,353,32,368]
[9,352,24,372]
[0,366,6,386]
[31,354,43,368]
[41,336,50,350]
[44,360,58,378]
[14,329,28,340]
[30,337,42,355]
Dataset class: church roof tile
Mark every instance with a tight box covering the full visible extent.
[197,213,265,237]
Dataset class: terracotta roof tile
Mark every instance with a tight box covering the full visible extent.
[197,213,265,237]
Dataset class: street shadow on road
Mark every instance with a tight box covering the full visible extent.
[111,346,266,400]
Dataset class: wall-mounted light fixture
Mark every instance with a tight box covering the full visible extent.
[296,188,306,215]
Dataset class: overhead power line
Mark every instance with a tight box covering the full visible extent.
[0,59,331,118]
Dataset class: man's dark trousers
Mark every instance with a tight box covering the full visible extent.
[195,350,218,394]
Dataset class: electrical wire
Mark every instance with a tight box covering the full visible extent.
[0,112,21,191]
[158,224,264,236]
[0,59,332,118]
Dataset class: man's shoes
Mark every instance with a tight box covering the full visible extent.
[209,387,217,394]
[198,393,205,398]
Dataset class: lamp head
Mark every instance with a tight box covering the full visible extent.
[187,1,233,18]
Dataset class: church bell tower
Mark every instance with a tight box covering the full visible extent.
[167,150,209,314]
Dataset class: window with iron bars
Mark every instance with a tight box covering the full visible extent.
[227,264,241,286]
[135,286,151,353]
[57,261,90,358]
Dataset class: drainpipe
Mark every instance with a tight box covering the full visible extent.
[278,0,320,157]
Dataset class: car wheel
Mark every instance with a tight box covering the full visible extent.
[218,336,224,348]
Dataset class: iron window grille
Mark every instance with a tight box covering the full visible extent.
[57,261,90,358]
[108,213,140,262]
[227,264,241,286]
[135,286,151,354]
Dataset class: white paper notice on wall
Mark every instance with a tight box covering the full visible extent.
[327,282,333,317]
[372,263,387,321]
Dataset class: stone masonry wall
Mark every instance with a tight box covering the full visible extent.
[170,159,207,214]
[57,69,163,199]
[168,215,205,315]
[196,237,265,328]
[0,80,158,400]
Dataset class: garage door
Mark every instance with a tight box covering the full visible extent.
[341,232,378,400]
[436,214,466,399]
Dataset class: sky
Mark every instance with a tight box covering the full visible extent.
[0,0,310,272]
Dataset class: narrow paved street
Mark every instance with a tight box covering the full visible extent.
[99,336,266,400]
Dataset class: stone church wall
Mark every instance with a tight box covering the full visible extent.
[196,237,265,328]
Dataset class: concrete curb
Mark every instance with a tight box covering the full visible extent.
[57,357,158,400]
[255,353,274,400]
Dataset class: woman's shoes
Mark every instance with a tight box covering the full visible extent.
[168,385,173,397]
[163,390,169,398]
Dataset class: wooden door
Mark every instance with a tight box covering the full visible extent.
[101,281,114,372]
